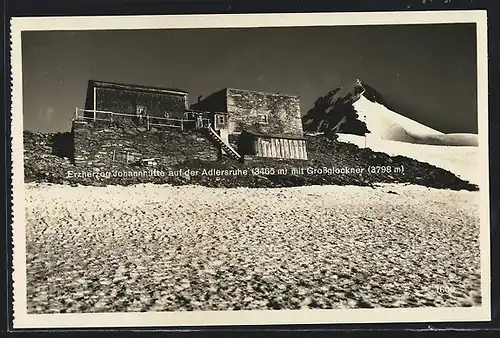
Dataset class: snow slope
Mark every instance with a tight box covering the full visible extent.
[304,81,480,184]
[337,133,479,185]
[354,94,441,142]
[353,94,478,146]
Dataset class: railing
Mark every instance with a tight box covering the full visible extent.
[206,123,242,161]
[73,108,211,131]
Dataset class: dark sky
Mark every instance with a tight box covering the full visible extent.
[22,23,477,133]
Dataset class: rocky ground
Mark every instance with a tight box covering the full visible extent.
[25,183,482,313]
[23,131,478,191]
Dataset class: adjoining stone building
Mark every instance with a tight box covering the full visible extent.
[191,88,308,160]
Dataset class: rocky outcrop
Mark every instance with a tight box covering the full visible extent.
[23,131,74,183]
[302,79,402,134]
[302,79,372,135]
[305,135,478,191]
[23,128,478,191]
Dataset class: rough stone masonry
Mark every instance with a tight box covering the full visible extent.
[72,120,219,169]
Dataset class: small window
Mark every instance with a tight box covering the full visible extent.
[257,114,268,124]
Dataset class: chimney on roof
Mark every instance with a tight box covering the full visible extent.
[198,95,202,103]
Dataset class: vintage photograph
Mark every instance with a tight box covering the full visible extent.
[11,12,490,328]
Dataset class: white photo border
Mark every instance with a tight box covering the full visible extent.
[10,11,491,329]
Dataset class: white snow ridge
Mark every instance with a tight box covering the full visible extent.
[303,80,480,184]
[353,91,478,147]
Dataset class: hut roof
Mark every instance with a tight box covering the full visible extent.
[89,80,188,95]
[241,129,306,141]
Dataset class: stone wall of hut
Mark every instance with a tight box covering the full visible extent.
[72,120,218,168]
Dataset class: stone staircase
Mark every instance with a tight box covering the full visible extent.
[205,124,242,161]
